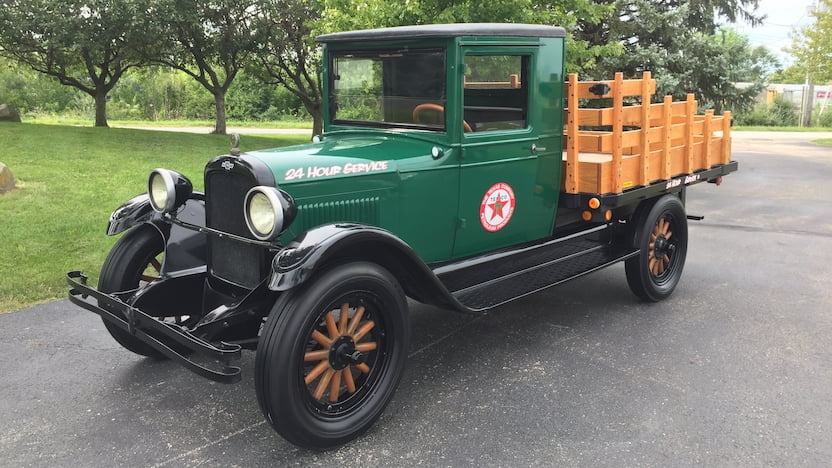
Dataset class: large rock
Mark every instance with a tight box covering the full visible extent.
[0,162,15,193]
[0,104,21,123]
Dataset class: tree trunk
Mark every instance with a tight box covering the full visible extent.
[94,90,109,127]
[310,101,323,137]
[213,91,227,135]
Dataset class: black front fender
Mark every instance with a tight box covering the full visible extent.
[107,193,208,276]
[268,224,463,311]
[107,194,157,236]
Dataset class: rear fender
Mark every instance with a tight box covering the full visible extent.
[269,224,461,311]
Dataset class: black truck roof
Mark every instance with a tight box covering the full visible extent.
[316,23,566,43]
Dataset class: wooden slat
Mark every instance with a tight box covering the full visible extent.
[561,71,731,195]
[566,76,657,100]
[703,110,714,167]
[464,74,520,89]
[662,95,672,179]
[612,73,624,193]
[639,71,652,187]
[721,110,732,164]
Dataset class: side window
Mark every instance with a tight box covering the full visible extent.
[463,55,529,132]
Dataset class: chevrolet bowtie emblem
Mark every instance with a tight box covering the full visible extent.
[221,160,234,171]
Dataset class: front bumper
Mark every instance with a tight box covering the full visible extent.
[67,271,242,383]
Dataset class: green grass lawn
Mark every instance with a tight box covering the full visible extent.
[28,117,313,129]
[0,122,307,313]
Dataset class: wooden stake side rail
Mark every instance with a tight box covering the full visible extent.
[562,71,732,195]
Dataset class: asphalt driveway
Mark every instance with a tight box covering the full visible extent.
[1,132,831,467]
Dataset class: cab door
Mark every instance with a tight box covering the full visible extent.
[452,48,558,258]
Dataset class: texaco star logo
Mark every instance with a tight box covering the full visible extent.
[479,182,515,232]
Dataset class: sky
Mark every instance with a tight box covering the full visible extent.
[729,0,820,65]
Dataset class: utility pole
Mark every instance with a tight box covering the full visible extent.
[801,76,815,127]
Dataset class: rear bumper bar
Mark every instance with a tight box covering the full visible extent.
[66,271,242,383]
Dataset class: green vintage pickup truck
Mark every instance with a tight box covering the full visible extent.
[68,23,737,449]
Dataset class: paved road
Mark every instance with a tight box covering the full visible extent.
[2,134,831,467]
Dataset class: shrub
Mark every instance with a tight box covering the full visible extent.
[735,97,799,126]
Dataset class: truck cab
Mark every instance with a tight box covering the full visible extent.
[67,24,737,450]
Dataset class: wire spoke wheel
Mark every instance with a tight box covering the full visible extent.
[626,195,688,302]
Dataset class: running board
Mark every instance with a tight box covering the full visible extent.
[437,236,638,311]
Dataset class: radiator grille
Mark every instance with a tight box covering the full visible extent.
[205,167,267,289]
[294,197,381,232]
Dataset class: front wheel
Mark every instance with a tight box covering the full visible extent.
[98,224,167,358]
[625,195,688,302]
[255,262,410,450]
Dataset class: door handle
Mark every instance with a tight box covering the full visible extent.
[531,144,547,153]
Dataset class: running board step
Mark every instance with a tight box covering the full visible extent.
[439,239,638,311]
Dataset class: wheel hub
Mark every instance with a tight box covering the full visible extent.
[329,335,364,370]
[654,235,668,257]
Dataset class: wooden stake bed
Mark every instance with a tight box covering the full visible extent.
[562,72,732,195]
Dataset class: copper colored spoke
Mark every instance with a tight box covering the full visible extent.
[311,330,332,348]
[649,258,659,276]
[338,303,349,335]
[343,368,356,393]
[329,369,343,402]
[355,363,371,374]
[149,257,162,273]
[657,259,665,275]
[347,306,365,335]
[355,342,377,353]
[304,349,329,362]
[665,230,672,241]
[313,369,335,400]
[140,274,158,282]
[305,360,330,385]
[663,254,671,265]
[353,320,375,343]
[325,312,339,340]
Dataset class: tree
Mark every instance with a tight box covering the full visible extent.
[316,0,619,73]
[786,0,832,84]
[574,0,767,112]
[145,0,260,134]
[249,0,617,136]
[0,0,146,126]
[251,0,324,135]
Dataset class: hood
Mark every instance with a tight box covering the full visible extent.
[245,133,439,185]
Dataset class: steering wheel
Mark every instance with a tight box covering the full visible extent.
[412,103,473,133]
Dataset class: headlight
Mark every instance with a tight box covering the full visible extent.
[148,169,192,213]
[244,186,296,241]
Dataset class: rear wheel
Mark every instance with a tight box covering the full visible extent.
[625,195,688,302]
[255,262,409,450]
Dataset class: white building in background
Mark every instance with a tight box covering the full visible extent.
[766,84,831,108]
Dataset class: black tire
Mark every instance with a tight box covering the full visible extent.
[625,194,688,302]
[98,224,167,358]
[255,262,410,450]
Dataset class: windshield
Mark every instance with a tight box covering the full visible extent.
[330,48,447,131]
